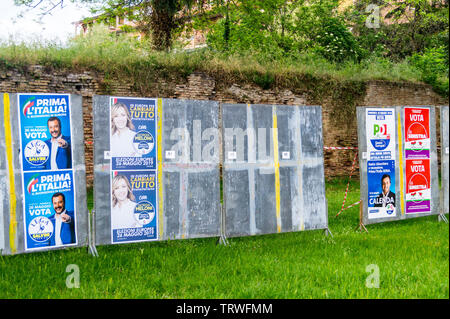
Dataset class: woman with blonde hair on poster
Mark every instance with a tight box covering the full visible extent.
[110,102,140,157]
[111,174,140,230]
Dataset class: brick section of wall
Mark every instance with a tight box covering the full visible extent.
[1,65,447,187]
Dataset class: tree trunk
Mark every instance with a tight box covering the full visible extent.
[150,0,178,51]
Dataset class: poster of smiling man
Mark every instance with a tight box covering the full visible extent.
[18,94,72,171]
[109,97,157,171]
[22,171,77,250]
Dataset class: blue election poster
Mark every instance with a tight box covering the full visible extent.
[110,97,157,170]
[23,170,77,250]
[367,160,396,219]
[18,94,72,171]
[111,170,158,243]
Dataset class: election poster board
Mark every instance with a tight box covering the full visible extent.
[17,94,78,251]
[94,96,222,246]
[357,106,439,226]
[365,108,397,220]
[1,93,88,256]
[109,97,159,244]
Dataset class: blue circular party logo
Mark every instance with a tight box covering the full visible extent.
[133,130,154,155]
[24,140,49,166]
[134,201,155,226]
[28,216,54,242]
[370,138,390,150]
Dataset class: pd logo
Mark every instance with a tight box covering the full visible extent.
[370,124,391,150]
[22,96,36,117]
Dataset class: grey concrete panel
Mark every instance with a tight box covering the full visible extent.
[223,104,327,237]
[5,94,25,254]
[276,106,297,161]
[93,95,112,246]
[299,106,324,157]
[222,104,248,163]
[252,104,273,163]
[279,166,294,232]
[357,107,370,225]
[161,99,221,240]
[1,93,88,255]
[358,106,440,226]
[162,171,181,239]
[441,106,449,214]
[0,95,8,253]
[223,169,250,237]
[301,164,328,230]
[254,168,277,234]
[70,94,89,248]
[186,170,221,237]
[299,106,327,230]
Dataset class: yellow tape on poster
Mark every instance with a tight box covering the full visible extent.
[272,106,282,233]
[397,111,405,216]
[157,98,164,239]
[3,93,17,253]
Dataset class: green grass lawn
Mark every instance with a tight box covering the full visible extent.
[0,178,448,299]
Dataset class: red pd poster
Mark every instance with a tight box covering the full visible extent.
[405,158,431,214]
[404,107,430,159]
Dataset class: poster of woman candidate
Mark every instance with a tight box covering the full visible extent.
[404,107,430,159]
[17,94,72,171]
[109,97,157,170]
[366,108,397,219]
[110,171,158,244]
[22,170,77,250]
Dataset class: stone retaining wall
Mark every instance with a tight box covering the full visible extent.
[1,65,447,186]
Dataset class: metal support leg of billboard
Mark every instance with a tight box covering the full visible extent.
[324,228,334,238]
[88,209,99,257]
[438,214,449,223]
[356,202,369,233]
[217,196,229,246]
[438,190,449,223]
[324,200,334,238]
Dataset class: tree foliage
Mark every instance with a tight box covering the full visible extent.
[14,0,203,51]
[12,0,450,96]
[200,0,364,63]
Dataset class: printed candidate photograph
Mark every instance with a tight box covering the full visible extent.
[18,93,73,171]
[110,171,158,244]
[23,170,77,250]
[109,97,157,171]
[367,160,396,219]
